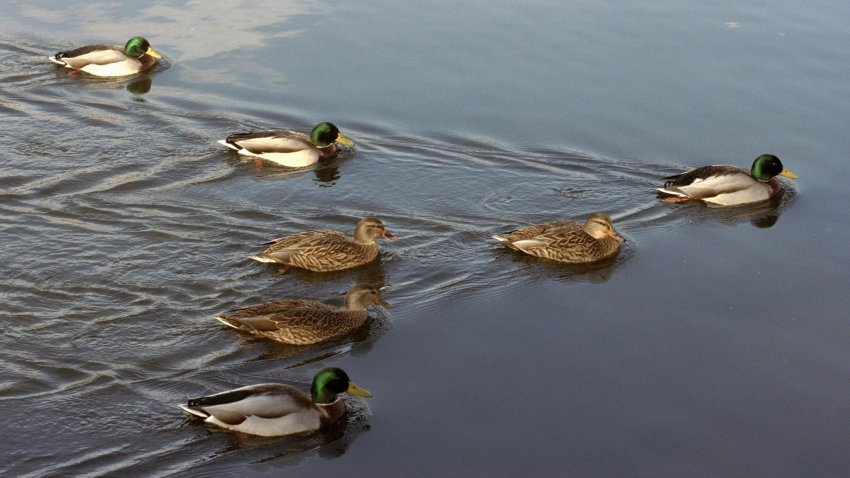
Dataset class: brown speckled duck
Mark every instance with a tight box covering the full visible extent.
[179,367,371,437]
[493,213,623,264]
[215,285,389,345]
[249,217,396,272]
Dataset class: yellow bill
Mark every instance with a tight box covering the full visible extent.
[336,133,354,147]
[347,381,372,398]
[146,47,162,59]
[780,168,798,179]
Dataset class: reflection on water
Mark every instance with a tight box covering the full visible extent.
[658,186,795,229]
[313,163,342,186]
[234,150,354,187]
[495,246,627,284]
[51,66,161,96]
[251,253,391,287]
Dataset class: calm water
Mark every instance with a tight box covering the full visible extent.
[2,0,850,476]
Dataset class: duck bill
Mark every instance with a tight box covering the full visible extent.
[347,381,372,398]
[780,168,798,179]
[611,233,625,243]
[335,133,354,147]
[383,230,398,240]
[146,47,162,59]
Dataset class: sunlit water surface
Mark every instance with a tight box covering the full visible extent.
[2,0,850,476]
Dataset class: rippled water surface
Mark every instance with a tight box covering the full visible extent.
[3,0,850,476]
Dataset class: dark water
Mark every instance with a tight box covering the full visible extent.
[2,0,850,476]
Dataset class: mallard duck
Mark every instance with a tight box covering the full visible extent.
[249,217,396,272]
[493,213,623,264]
[48,36,162,77]
[179,367,371,437]
[218,122,354,168]
[656,154,798,206]
[215,285,389,345]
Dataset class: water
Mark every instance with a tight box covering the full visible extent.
[2,0,850,476]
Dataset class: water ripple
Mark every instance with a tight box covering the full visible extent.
[0,30,805,476]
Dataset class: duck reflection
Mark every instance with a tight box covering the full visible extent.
[52,65,164,97]
[497,244,629,284]
[664,186,795,229]
[312,163,341,186]
[243,151,351,187]
[279,257,389,286]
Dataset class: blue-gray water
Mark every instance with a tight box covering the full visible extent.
[2,0,850,476]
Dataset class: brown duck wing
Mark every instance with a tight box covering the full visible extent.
[521,229,590,251]
[264,307,365,344]
[498,220,582,242]
[287,235,373,270]
[219,300,333,332]
[264,230,344,249]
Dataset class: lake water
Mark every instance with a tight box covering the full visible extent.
[2,0,850,476]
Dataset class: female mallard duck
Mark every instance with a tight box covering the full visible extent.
[215,285,389,345]
[493,213,623,264]
[179,367,371,437]
[249,217,396,272]
[48,36,162,77]
[656,154,798,206]
[218,122,354,168]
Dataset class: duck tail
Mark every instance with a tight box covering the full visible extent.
[248,253,283,263]
[655,187,686,197]
[179,404,210,418]
[214,314,243,330]
[217,139,240,151]
[47,54,66,66]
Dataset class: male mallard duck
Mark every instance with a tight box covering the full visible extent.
[215,285,389,345]
[656,154,798,206]
[218,122,354,168]
[179,367,371,437]
[48,36,162,77]
[493,213,623,264]
[249,217,396,272]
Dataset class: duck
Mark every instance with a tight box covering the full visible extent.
[215,284,389,345]
[48,36,162,77]
[179,367,371,437]
[218,122,354,168]
[656,154,798,206]
[493,213,623,264]
[249,217,396,272]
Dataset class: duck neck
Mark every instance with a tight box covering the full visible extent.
[317,398,346,427]
[316,142,338,159]
[353,230,376,244]
[344,293,370,310]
